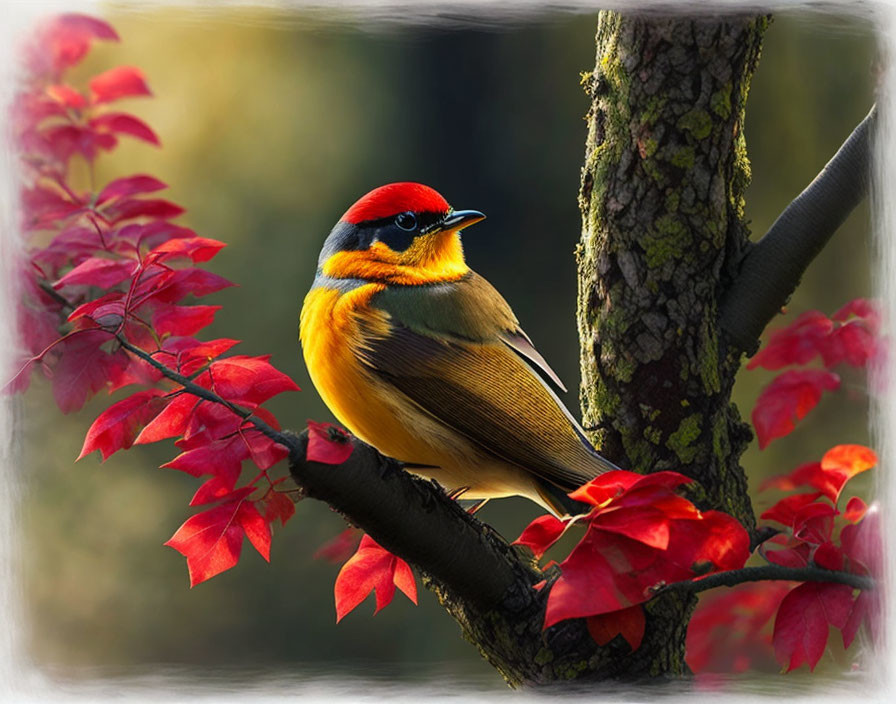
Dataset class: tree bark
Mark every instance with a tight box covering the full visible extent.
[576,12,768,675]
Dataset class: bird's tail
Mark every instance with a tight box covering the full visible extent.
[534,478,593,518]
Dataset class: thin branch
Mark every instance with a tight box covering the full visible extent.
[662,564,873,595]
[114,334,289,447]
[720,105,876,354]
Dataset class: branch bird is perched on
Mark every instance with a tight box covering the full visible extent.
[300,183,619,516]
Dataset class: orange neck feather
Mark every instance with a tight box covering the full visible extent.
[322,232,469,285]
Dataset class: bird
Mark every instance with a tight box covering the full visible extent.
[299,182,619,516]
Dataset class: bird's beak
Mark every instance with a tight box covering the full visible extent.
[438,209,486,233]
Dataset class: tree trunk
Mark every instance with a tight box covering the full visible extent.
[574,11,767,676]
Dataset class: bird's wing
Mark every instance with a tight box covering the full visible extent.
[362,275,611,489]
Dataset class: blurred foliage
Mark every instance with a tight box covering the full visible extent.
[19,7,873,682]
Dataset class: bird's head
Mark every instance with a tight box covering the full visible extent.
[317,182,485,285]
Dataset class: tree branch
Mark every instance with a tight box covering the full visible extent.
[662,564,873,595]
[720,105,876,354]
[287,433,532,610]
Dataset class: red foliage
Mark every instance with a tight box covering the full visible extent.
[752,370,840,449]
[749,301,879,449]
[516,470,750,648]
[753,444,880,671]
[334,535,417,621]
[9,13,303,587]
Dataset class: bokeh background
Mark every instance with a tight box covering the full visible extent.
[17,6,874,685]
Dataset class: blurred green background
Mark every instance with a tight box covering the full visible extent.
[19,7,874,683]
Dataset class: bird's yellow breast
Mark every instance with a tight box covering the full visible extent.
[300,284,449,464]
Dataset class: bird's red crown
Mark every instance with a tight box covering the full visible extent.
[341,182,450,225]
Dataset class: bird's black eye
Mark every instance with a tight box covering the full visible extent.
[395,211,417,231]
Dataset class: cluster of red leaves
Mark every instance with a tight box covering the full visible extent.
[686,444,880,673]
[749,301,880,448]
[10,14,302,586]
[759,444,880,671]
[513,471,750,651]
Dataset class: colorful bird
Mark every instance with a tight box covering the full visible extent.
[300,182,619,515]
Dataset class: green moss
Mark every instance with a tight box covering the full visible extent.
[643,215,691,268]
[667,413,702,463]
[676,108,712,139]
[639,95,667,126]
[699,317,721,394]
[640,136,658,158]
[643,425,662,444]
[664,190,680,213]
[710,83,733,119]
[669,145,695,170]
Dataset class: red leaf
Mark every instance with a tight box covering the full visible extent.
[160,337,240,376]
[259,487,295,527]
[26,14,119,76]
[46,84,87,109]
[149,237,226,264]
[78,389,167,460]
[818,444,876,503]
[104,197,185,223]
[151,304,220,337]
[334,535,417,621]
[42,123,116,163]
[586,605,645,650]
[764,543,810,568]
[89,113,160,146]
[164,492,267,586]
[163,432,249,485]
[773,582,854,671]
[747,311,832,371]
[568,469,691,506]
[843,497,868,523]
[134,393,199,444]
[832,298,879,325]
[50,329,126,413]
[314,528,362,563]
[812,542,844,571]
[752,370,840,449]
[592,505,671,550]
[821,320,878,368]
[53,256,137,290]
[792,502,837,544]
[96,175,167,205]
[196,356,299,405]
[760,492,824,529]
[89,66,152,103]
[139,267,233,304]
[307,421,353,464]
[513,514,568,559]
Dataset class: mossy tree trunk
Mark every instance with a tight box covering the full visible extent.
[575,12,768,675]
